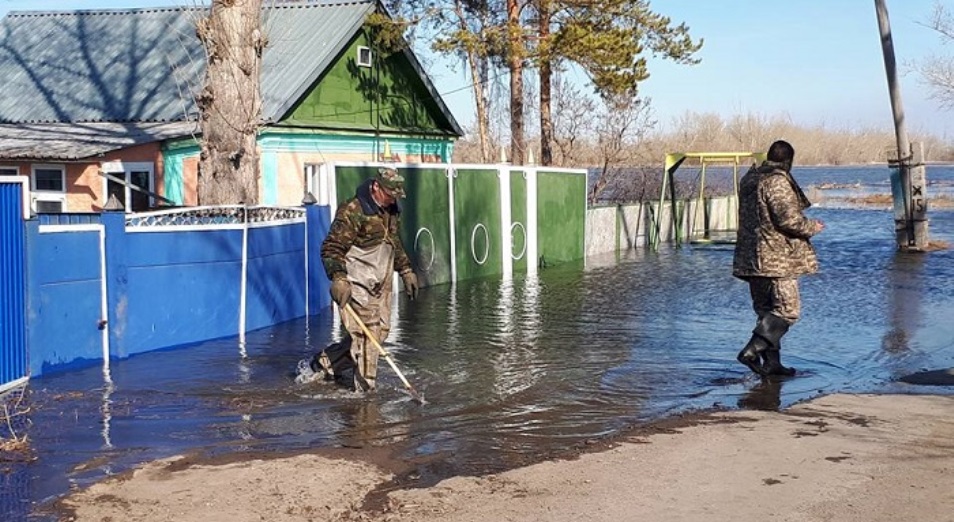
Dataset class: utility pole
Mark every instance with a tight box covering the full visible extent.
[875,0,929,251]
[875,0,928,251]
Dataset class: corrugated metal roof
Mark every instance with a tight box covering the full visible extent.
[0,2,375,124]
[0,121,198,160]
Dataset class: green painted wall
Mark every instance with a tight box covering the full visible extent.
[537,171,585,267]
[509,170,528,273]
[284,31,454,135]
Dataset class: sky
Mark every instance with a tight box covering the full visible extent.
[2,0,952,139]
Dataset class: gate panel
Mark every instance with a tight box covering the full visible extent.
[537,171,586,266]
[28,228,105,375]
[334,165,454,286]
[454,168,502,280]
[509,170,528,274]
[0,179,27,389]
[400,167,452,286]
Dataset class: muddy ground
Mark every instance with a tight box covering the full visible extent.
[55,393,954,522]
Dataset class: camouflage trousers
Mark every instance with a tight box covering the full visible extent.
[748,276,801,325]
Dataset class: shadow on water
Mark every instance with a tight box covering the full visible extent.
[6,208,954,519]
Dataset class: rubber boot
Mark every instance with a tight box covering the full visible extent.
[738,313,790,376]
[762,348,796,377]
[754,314,794,377]
[326,337,357,391]
[737,334,770,375]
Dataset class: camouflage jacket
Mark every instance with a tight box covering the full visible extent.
[321,179,412,281]
[733,161,820,279]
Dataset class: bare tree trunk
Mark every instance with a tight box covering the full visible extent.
[538,2,552,166]
[474,58,493,163]
[453,0,493,164]
[507,0,525,165]
[196,0,264,205]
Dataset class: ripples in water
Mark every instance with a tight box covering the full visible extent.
[8,208,954,520]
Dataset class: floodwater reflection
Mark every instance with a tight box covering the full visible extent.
[7,208,954,520]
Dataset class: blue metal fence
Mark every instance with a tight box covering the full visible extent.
[22,205,332,377]
[0,179,27,392]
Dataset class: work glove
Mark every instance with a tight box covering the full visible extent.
[401,271,419,300]
[330,277,352,308]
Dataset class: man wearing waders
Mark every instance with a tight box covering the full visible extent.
[733,140,824,377]
[296,167,419,391]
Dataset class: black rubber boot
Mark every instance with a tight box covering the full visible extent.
[762,349,796,377]
[754,314,794,377]
[737,334,769,375]
[738,314,791,376]
[326,337,357,391]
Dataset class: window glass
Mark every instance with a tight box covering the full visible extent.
[34,168,64,191]
[130,171,151,211]
[35,200,64,213]
[0,167,18,176]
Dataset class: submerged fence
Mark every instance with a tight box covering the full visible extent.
[585,195,739,257]
[0,163,590,388]
[16,202,331,379]
[0,164,725,389]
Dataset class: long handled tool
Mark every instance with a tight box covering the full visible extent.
[343,303,425,404]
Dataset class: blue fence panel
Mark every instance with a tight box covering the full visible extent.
[22,205,333,373]
[121,227,244,356]
[26,225,104,375]
[245,222,307,332]
[0,181,27,389]
[307,205,333,314]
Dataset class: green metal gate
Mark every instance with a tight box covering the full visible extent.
[329,163,586,286]
[537,170,586,267]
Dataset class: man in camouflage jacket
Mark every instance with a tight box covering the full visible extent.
[733,140,824,377]
[298,167,418,391]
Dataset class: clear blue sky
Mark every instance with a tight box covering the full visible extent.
[3,0,951,139]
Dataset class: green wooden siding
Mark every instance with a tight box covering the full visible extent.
[284,31,453,134]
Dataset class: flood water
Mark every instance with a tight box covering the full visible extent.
[5,193,954,519]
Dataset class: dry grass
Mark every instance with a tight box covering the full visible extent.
[0,388,32,459]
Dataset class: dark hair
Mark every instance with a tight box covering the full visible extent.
[767,140,795,163]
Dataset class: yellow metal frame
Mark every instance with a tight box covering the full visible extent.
[650,152,766,250]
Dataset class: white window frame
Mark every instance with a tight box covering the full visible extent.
[30,163,67,213]
[356,46,372,68]
[0,165,20,176]
[101,160,155,213]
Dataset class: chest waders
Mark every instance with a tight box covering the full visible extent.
[338,241,395,391]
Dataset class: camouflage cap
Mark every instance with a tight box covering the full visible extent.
[376,167,406,198]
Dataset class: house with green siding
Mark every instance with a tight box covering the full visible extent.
[0,1,462,211]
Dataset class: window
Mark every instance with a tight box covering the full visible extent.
[304,162,332,205]
[357,46,372,67]
[31,164,67,213]
[0,166,19,176]
[101,161,155,212]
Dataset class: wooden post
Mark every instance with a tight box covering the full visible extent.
[875,0,929,250]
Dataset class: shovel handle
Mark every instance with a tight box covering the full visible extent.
[343,303,424,403]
